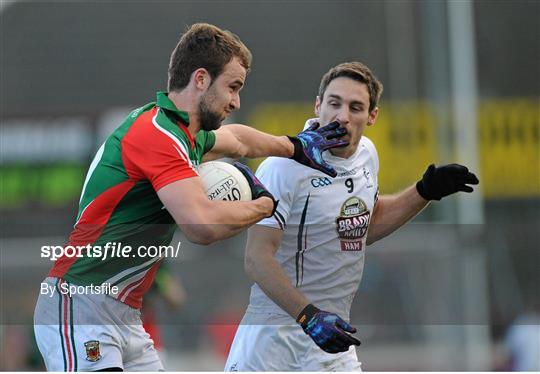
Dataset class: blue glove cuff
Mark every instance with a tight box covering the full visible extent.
[296,303,319,326]
[287,136,304,160]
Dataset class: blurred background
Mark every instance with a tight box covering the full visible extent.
[1,0,538,371]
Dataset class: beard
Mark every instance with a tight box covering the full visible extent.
[198,91,223,131]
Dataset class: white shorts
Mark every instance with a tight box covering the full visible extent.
[225,312,362,371]
[34,277,163,371]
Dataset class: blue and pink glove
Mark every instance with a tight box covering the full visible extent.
[234,162,278,217]
[297,304,361,354]
[288,121,348,177]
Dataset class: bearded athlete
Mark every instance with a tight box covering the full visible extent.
[33,23,348,371]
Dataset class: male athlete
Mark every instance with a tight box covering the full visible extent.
[225,62,479,371]
[33,24,348,371]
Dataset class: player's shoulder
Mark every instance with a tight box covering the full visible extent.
[360,135,379,171]
[127,106,191,145]
[360,135,377,153]
[360,136,378,159]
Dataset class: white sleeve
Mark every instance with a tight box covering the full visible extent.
[255,157,298,230]
[362,136,379,201]
[362,136,379,176]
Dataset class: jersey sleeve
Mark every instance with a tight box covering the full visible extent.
[362,136,379,175]
[121,111,198,191]
[362,136,379,201]
[255,157,298,230]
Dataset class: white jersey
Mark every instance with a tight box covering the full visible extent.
[247,135,379,321]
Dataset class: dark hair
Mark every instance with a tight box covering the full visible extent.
[168,23,252,92]
[318,62,383,111]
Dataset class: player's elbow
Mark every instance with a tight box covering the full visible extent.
[187,233,217,245]
[366,232,380,246]
[366,230,389,246]
[180,224,219,245]
[366,222,382,246]
[244,249,272,282]
[174,204,223,245]
[244,251,259,281]
[244,253,255,279]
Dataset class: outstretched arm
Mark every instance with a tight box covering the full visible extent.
[367,163,479,245]
[367,185,428,245]
[204,121,348,177]
[204,124,293,160]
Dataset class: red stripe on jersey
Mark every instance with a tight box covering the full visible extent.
[121,108,197,192]
[118,277,145,302]
[49,180,136,278]
[178,122,195,149]
[123,260,162,309]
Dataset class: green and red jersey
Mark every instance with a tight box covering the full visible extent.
[49,92,215,308]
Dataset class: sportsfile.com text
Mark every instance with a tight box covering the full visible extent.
[40,242,182,261]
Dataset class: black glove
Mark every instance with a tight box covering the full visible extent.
[297,304,361,354]
[288,121,349,177]
[416,163,480,201]
[233,162,278,217]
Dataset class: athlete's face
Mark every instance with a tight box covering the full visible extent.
[198,57,246,131]
[315,77,378,158]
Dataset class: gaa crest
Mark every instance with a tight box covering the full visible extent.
[84,340,102,362]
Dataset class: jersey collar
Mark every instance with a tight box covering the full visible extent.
[156,91,190,125]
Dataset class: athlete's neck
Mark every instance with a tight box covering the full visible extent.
[168,90,201,138]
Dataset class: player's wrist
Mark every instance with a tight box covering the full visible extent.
[296,303,320,327]
[256,194,278,218]
[283,135,296,158]
[416,164,439,201]
[415,180,432,201]
[286,136,302,160]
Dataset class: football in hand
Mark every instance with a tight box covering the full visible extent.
[198,161,252,201]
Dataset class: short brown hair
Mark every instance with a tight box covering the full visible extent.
[168,23,252,91]
[318,62,383,112]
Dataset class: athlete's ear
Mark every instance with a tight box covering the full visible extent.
[314,96,321,116]
[192,68,210,90]
[367,107,379,126]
